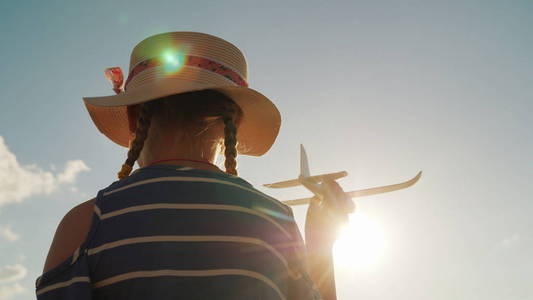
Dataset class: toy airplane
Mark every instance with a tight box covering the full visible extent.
[264,145,422,206]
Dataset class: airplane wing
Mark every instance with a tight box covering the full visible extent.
[347,171,422,198]
[263,171,348,188]
[282,196,316,206]
[264,178,302,188]
[281,171,422,206]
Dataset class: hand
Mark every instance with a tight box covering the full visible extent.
[305,180,355,250]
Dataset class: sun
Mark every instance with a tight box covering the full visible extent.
[333,212,385,270]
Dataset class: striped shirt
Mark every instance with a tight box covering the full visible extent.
[35,164,322,299]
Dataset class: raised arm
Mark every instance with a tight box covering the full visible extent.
[304,181,354,300]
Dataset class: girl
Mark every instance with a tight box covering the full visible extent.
[36,32,350,300]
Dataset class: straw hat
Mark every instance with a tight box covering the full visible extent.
[83,31,281,156]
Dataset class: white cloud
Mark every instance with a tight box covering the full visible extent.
[0,225,19,242]
[0,283,27,299]
[0,264,28,299]
[501,233,521,248]
[0,283,26,300]
[57,160,90,184]
[0,264,27,284]
[0,136,90,208]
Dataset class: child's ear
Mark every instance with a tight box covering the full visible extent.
[126,105,140,135]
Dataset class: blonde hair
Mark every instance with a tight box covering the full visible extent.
[118,90,242,179]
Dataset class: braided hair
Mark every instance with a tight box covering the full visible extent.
[118,103,153,179]
[117,90,242,179]
[222,105,238,176]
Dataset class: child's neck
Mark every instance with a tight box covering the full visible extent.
[145,158,223,173]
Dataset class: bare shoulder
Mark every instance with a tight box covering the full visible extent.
[42,198,96,273]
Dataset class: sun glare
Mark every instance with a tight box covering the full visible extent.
[162,49,185,73]
[333,213,385,270]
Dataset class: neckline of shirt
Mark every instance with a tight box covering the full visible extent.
[133,164,254,187]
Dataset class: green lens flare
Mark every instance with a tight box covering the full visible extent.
[162,50,185,73]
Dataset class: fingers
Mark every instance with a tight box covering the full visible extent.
[306,181,356,243]
[323,181,355,215]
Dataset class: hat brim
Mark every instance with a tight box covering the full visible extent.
[83,78,281,156]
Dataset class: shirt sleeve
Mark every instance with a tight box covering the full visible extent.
[35,248,93,300]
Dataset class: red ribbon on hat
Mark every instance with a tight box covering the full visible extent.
[104,55,247,95]
[104,67,124,94]
[124,55,248,89]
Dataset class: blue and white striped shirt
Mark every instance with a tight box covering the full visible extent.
[35,164,321,299]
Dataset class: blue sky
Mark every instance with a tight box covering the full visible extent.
[0,0,531,299]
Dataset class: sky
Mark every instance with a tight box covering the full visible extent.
[0,0,531,299]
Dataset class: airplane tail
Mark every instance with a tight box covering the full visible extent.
[263,144,348,188]
[300,144,310,178]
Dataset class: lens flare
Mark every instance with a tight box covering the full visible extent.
[162,50,185,73]
[333,213,385,270]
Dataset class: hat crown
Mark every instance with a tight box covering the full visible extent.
[128,32,248,80]
[84,31,281,156]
